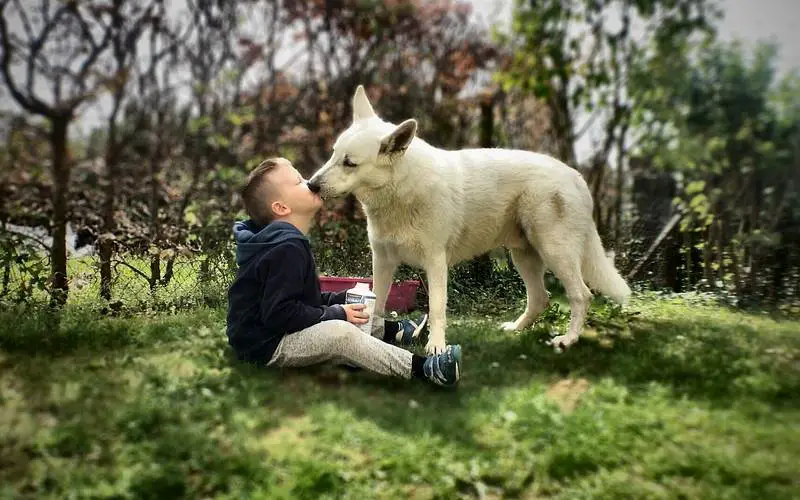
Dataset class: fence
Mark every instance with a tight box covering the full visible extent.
[3,209,800,318]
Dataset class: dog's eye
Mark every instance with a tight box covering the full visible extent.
[343,156,357,168]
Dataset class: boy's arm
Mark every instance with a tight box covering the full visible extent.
[320,290,347,305]
[259,245,346,333]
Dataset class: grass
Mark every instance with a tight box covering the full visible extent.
[1,293,799,499]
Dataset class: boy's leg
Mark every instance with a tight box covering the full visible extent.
[269,320,418,379]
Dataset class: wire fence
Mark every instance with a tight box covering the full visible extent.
[0,230,236,313]
[2,209,800,318]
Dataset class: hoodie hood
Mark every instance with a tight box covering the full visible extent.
[233,220,307,265]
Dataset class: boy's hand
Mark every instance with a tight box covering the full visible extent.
[343,303,369,325]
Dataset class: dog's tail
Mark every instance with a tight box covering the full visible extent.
[582,232,632,305]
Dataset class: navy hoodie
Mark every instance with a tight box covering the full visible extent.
[226,220,347,362]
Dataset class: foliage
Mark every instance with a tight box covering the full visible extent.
[631,39,800,304]
[1,0,799,312]
[496,0,717,165]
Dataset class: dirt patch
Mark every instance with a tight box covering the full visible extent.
[545,378,590,413]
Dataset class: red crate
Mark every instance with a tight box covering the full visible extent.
[319,276,421,313]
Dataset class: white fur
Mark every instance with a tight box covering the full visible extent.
[309,86,632,354]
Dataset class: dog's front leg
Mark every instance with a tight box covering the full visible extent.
[370,245,399,338]
[424,253,448,355]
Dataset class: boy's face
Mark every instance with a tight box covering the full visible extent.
[268,160,323,219]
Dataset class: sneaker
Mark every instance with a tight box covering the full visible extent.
[395,313,428,346]
[423,344,461,387]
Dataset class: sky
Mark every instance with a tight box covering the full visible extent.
[470,0,799,75]
[1,0,798,164]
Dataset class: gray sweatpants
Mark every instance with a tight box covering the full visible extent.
[267,320,413,379]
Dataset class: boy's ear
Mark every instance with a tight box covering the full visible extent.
[352,85,376,122]
[379,119,417,157]
[271,200,290,217]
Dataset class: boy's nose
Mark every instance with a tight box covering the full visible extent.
[306,180,321,193]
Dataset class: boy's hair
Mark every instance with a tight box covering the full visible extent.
[240,158,283,226]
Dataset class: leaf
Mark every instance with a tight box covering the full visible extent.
[686,180,706,195]
[184,211,199,227]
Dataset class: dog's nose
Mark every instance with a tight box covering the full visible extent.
[307,179,321,193]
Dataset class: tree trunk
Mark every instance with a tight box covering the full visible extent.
[149,153,162,291]
[99,145,118,301]
[49,117,71,306]
[161,256,175,286]
[613,125,628,250]
[480,98,493,150]
[589,159,606,233]
[199,255,211,287]
[549,89,576,166]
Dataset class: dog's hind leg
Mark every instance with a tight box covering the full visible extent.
[545,256,592,352]
[518,188,593,352]
[535,242,592,352]
[501,246,549,332]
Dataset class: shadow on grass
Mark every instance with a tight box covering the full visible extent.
[214,306,800,448]
[4,301,799,458]
[4,300,800,498]
[0,306,223,357]
[457,311,800,406]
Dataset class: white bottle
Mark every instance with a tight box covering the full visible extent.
[345,282,377,335]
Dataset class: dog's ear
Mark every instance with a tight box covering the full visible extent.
[352,85,376,121]
[379,119,417,157]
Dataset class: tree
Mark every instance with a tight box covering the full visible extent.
[0,0,118,305]
[630,39,800,304]
[497,0,718,244]
[97,0,162,302]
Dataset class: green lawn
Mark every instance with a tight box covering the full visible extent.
[1,294,799,499]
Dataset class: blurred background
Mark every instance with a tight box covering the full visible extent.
[1,0,798,316]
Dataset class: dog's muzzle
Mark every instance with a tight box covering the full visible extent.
[306,180,322,194]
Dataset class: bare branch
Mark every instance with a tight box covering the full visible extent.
[112,258,152,284]
[0,2,55,116]
[69,6,115,109]
[27,4,69,102]
[574,106,602,141]
[40,0,50,26]
[11,0,33,43]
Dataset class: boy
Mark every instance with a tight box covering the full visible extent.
[226,158,461,387]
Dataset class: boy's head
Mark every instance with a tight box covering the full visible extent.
[240,157,322,226]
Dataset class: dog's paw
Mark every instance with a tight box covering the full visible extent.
[500,321,519,332]
[546,334,578,354]
[425,339,446,355]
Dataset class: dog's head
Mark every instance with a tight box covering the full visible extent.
[307,85,417,199]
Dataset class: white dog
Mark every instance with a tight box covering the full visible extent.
[308,86,631,354]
